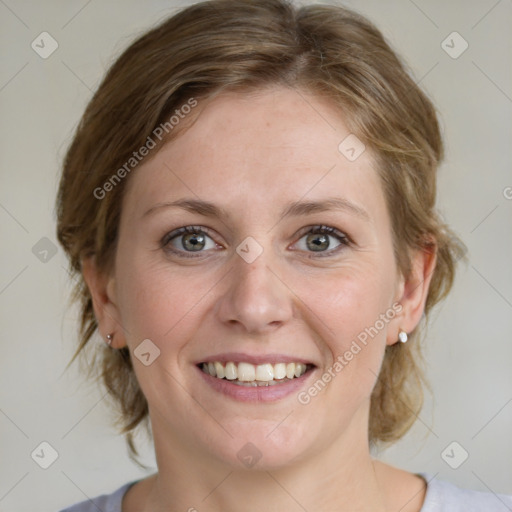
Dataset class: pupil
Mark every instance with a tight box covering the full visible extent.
[308,233,329,251]
[184,233,205,251]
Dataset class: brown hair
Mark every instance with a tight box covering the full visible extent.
[56,0,467,463]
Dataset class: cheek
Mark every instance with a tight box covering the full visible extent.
[296,263,393,390]
[115,255,208,350]
[307,264,392,339]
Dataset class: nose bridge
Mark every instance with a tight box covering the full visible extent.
[216,236,293,334]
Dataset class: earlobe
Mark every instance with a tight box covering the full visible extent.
[388,244,437,345]
[81,257,125,348]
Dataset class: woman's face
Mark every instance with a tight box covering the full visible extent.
[108,86,409,469]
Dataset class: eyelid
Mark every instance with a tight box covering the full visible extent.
[160,225,221,258]
[160,225,216,247]
[294,224,351,243]
[290,224,352,257]
[160,224,352,258]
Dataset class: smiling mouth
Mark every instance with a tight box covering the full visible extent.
[198,361,315,387]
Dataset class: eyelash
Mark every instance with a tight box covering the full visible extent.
[160,224,352,259]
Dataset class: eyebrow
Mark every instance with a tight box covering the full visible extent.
[142,196,371,222]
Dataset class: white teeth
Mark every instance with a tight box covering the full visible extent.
[214,361,225,379]
[200,361,310,383]
[295,363,306,377]
[225,362,237,380]
[274,363,286,380]
[237,362,255,381]
[255,363,274,382]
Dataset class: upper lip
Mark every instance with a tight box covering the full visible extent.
[196,352,317,366]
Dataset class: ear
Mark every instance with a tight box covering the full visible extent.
[81,257,127,349]
[387,242,437,346]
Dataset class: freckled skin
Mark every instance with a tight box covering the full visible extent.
[87,86,433,512]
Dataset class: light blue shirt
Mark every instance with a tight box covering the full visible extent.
[58,472,512,511]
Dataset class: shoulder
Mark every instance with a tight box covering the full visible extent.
[419,472,512,512]
[57,480,139,512]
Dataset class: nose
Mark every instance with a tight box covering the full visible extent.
[215,246,294,335]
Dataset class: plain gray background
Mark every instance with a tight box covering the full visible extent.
[1,1,511,511]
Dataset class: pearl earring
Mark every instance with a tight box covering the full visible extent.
[398,330,408,343]
[106,333,113,345]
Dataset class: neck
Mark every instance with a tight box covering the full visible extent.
[144,412,390,512]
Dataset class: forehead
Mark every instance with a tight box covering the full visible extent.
[122,87,387,227]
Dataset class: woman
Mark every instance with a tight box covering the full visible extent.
[56,0,512,510]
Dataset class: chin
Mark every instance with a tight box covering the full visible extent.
[204,421,317,471]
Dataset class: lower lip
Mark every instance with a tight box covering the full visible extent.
[195,365,316,402]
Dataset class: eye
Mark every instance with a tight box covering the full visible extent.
[293,225,351,257]
[161,224,351,259]
[161,225,219,258]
